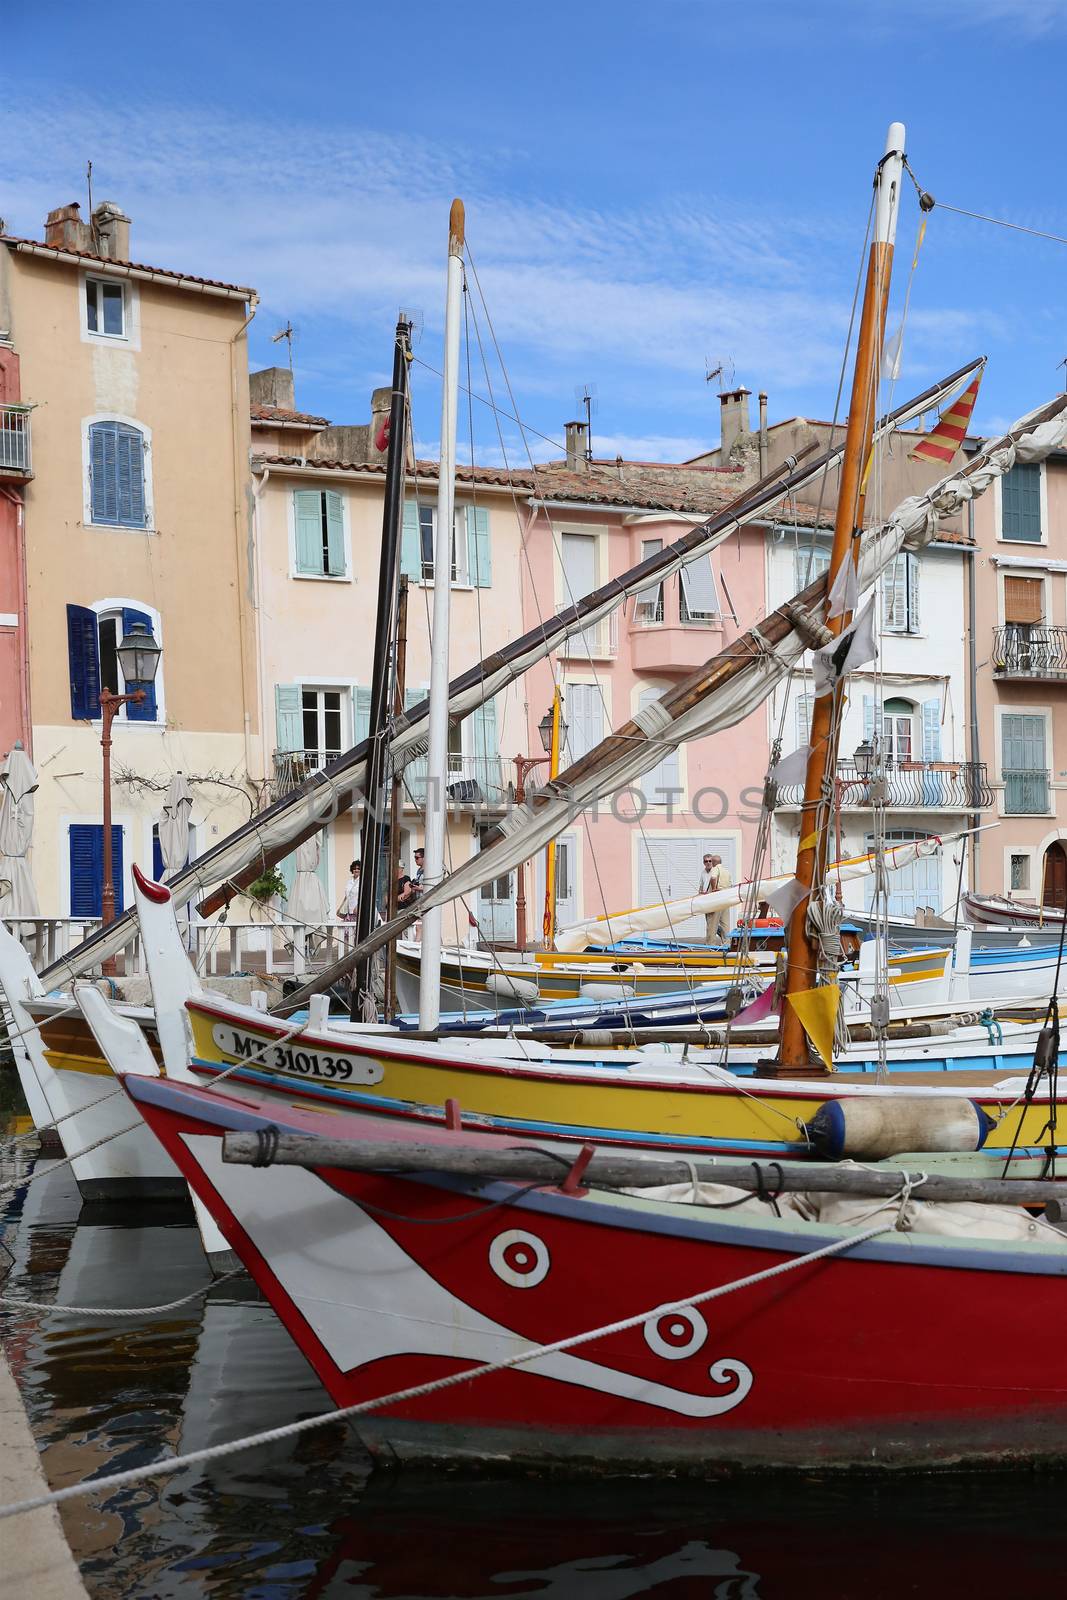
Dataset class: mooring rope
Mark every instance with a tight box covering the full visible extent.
[0,1214,894,1520]
[0,1266,244,1317]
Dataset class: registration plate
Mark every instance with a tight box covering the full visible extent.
[211,1024,384,1085]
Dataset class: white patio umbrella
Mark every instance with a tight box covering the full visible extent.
[286,833,330,926]
[0,742,40,926]
[158,772,193,945]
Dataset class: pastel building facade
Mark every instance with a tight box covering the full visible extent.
[967,443,1067,908]
[0,201,260,920]
[517,430,773,937]
[249,370,529,943]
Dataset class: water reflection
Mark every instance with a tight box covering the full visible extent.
[2,1161,1067,1598]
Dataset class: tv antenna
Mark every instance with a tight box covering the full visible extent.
[575,382,597,460]
[272,321,296,375]
[705,356,734,391]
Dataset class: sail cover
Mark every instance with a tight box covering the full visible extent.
[39,361,983,988]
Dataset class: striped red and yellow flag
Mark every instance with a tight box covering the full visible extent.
[908,376,981,464]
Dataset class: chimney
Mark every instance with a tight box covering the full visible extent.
[44,203,92,253]
[565,419,589,472]
[718,386,752,461]
[92,200,131,261]
[758,391,769,476]
[249,366,295,413]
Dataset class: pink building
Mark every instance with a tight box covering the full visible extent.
[518,424,777,939]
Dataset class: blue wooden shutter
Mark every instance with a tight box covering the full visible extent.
[121,606,158,721]
[294,490,322,574]
[324,491,346,576]
[400,501,421,579]
[274,684,302,752]
[906,553,920,632]
[862,695,875,744]
[66,603,101,719]
[90,423,118,523]
[466,505,491,587]
[1002,464,1042,542]
[69,823,123,916]
[922,698,941,760]
[115,425,146,527]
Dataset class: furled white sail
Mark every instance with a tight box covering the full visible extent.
[554,837,947,952]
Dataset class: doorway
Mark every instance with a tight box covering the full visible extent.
[1042,841,1067,909]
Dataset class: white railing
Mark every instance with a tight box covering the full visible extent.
[560,605,620,660]
[0,405,31,474]
[16,916,363,980]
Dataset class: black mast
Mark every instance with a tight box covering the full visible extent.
[352,318,412,1016]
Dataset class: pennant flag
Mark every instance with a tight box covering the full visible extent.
[812,595,877,695]
[787,983,841,1070]
[797,829,821,853]
[909,376,981,464]
[731,984,780,1026]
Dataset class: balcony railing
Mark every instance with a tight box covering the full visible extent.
[0,405,31,475]
[272,748,342,797]
[402,752,509,809]
[992,625,1067,680]
[778,759,994,811]
[1003,768,1051,815]
[560,607,620,661]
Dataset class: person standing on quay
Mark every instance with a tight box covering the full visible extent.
[700,852,732,945]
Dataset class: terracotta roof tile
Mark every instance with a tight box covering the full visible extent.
[250,404,330,428]
[1,234,254,297]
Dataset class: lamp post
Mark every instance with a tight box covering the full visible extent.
[833,739,876,903]
[513,694,569,952]
[541,689,568,948]
[100,622,162,936]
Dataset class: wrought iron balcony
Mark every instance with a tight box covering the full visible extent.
[0,404,31,475]
[402,752,509,810]
[1003,768,1051,815]
[777,758,994,811]
[272,747,343,797]
[992,625,1067,680]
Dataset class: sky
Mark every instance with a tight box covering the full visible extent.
[6,0,1067,466]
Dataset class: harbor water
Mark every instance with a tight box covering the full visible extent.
[3,1153,1067,1599]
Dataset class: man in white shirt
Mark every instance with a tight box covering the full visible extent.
[700,852,732,945]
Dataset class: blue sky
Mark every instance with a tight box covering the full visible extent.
[7,0,1067,464]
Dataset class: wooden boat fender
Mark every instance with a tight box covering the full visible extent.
[805,1096,995,1162]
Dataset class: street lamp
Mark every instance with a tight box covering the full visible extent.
[101,622,162,933]
[537,703,568,755]
[853,739,875,779]
[831,740,878,903]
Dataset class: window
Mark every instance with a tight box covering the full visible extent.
[863,829,940,917]
[794,691,813,749]
[1010,853,1031,892]
[1001,464,1043,543]
[88,420,148,528]
[638,686,682,805]
[400,502,491,587]
[634,539,664,623]
[882,697,915,762]
[85,278,126,338]
[561,531,602,655]
[636,835,735,938]
[69,823,124,917]
[564,683,605,763]
[1001,713,1049,814]
[293,489,346,577]
[794,545,831,593]
[1002,575,1050,672]
[302,688,345,760]
[66,603,160,722]
[881,552,920,633]
[680,552,719,623]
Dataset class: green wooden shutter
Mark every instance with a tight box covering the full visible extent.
[400,500,421,579]
[354,685,372,744]
[862,695,875,744]
[466,505,491,587]
[324,491,346,575]
[274,683,302,752]
[1002,464,1042,542]
[294,490,322,574]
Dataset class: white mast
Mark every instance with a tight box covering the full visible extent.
[418,199,465,1029]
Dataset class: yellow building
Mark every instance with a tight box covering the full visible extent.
[0,200,260,917]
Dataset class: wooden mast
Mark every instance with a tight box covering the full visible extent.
[773,121,906,1075]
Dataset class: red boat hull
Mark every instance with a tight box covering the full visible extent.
[125,1075,1067,1474]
